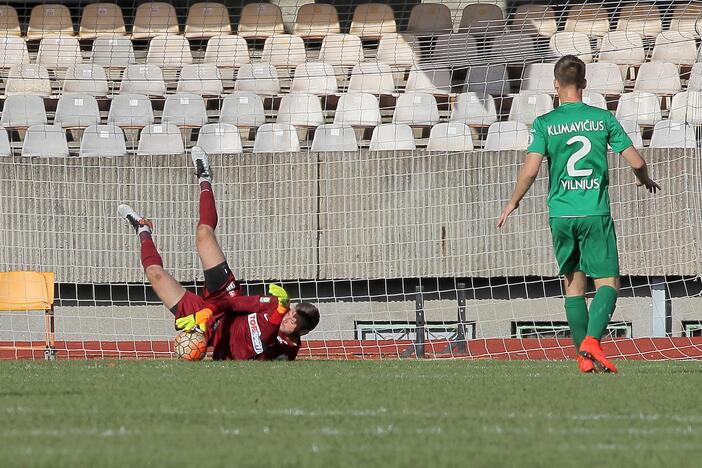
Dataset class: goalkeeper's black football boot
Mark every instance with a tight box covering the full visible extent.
[191,145,212,182]
[118,204,153,233]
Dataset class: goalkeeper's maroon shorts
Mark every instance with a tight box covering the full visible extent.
[169,261,240,319]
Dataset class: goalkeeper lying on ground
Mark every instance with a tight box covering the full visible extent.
[118,147,319,360]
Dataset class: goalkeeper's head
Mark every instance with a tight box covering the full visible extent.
[281,302,320,338]
[553,54,586,96]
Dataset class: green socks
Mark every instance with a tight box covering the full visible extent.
[564,296,588,351]
[586,286,618,340]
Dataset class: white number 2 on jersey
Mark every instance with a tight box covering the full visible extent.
[565,135,593,177]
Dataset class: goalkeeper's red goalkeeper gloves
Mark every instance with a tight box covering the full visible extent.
[175,308,213,332]
[268,284,290,314]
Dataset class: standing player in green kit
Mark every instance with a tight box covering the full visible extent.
[497,55,660,373]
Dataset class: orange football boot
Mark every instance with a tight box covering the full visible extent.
[579,336,618,373]
[577,354,596,373]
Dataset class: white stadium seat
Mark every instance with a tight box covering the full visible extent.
[427,123,474,151]
[369,123,416,151]
[511,4,558,38]
[36,37,82,69]
[334,93,381,127]
[484,121,529,151]
[564,3,610,38]
[508,93,554,125]
[669,4,702,37]
[616,92,662,126]
[585,63,624,96]
[196,123,243,155]
[599,32,646,65]
[450,93,498,126]
[62,64,109,96]
[350,3,396,39]
[27,4,74,39]
[80,124,128,157]
[4,64,52,97]
[237,3,285,40]
[649,120,696,148]
[203,35,250,68]
[220,93,266,128]
[405,67,452,95]
[137,123,185,155]
[146,35,193,69]
[311,124,358,152]
[0,36,29,68]
[119,64,167,97]
[669,91,702,125]
[634,62,682,95]
[376,33,419,69]
[91,37,136,68]
[348,62,396,95]
[234,63,280,96]
[132,2,179,39]
[0,95,47,128]
[582,91,607,110]
[54,94,101,128]
[0,128,11,156]
[293,3,341,39]
[407,4,452,35]
[184,2,232,38]
[291,62,338,96]
[253,123,300,153]
[651,32,698,66]
[108,94,154,128]
[459,3,504,35]
[617,3,662,38]
[161,94,208,127]
[261,34,307,68]
[319,34,364,67]
[276,94,325,128]
[176,64,223,96]
[0,6,21,37]
[393,93,440,126]
[548,32,593,63]
[79,3,127,39]
[22,124,69,158]
[521,63,556,94]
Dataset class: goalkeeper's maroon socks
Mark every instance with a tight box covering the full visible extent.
[198,181,218,229]
[139,230,163,270]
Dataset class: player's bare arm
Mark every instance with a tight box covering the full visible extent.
[497,152,544,228]
[620,146,661,193]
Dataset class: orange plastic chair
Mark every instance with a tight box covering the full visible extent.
[0,271,56,359]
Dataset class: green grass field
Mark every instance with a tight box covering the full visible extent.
[1,360,700,468]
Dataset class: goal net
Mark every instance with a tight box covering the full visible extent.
[1,0,701,360]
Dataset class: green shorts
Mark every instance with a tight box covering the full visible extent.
[548,215,620,278]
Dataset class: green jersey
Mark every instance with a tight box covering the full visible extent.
[527,102,633,218]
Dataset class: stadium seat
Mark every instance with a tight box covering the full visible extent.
[407,4,453,35]
[508,93,554,124]
[521,63,556,94]
[582,90,607,110]
[36,37,83,68]
[649,120,696,148]
[203,35,250,68]
[619,120,644,148]
[333,93,381,127]
[27,5,74,39]
[253,123,300,153]
[450,92,498,126]
[0,128,10,156]
[0,95,47,128]
[132,2,179,39]
[176,64,223,96]
[484,121,530,151]
[349,4,396,39]
[369,123,416,151]
[616,92,662,126]
[510,4,558,38]
[54,94,101,128]
[79,3,127,39]
[668,4,702,37]
[237,3,285,40]
[4,64,52,97]
[488,33,540,64]
[293,3,340,39]
[146,35,193,69]
[348,62,396,95]
[548,32,593,63]
[563,3,610,38]
[319,34,364,67]
[458,3,504,35]
[616,3,662,38]
[311,124,358,151]
[291,62,338,96]
[22,125,69,158]
[79,124,128,157]
[276,93,324,128]
[669,91,702,125]
[634,62,681,95]
[161,93,208,128]
[234,63,280,96]
[0,272,56,355]
[220,92,266,128]
[651,32,698,66]
[108,94,154,128]
[430,33,481,68]
[585,62,624,95]
[405,66,452,96]
[195,123,243,155]
[137,123,185,155]
[62,64,109,96]
[427,122,474,151]
[90,37,136,68]
[261,35,307,68]
[598,31,645,65]
[119,64,167,97]
[0,36,29,68]
[376,33,419,69]
[464,64,510,97]
[393,93,440,126]
[185,2,231,38]
[0,6,21,37]
[687,63,702,91]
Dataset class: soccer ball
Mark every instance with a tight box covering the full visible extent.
[174,330,207,361]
